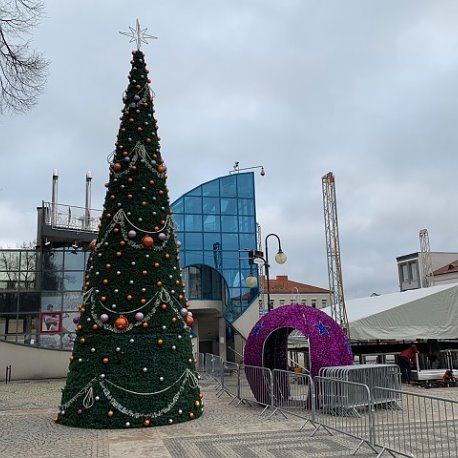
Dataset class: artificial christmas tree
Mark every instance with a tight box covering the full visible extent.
[57,35,203,429]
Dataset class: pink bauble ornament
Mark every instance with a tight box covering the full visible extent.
[128,230,137,239]
[135,312,144,322]
[158,232,166,241]
[100,314,109,323]
[180,308,188,317]
[176,240,182,247]
[89,239,97,251]
[73,316,80,324]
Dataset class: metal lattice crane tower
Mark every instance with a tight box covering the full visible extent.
[322,172,349,335]
[419,229,434,287]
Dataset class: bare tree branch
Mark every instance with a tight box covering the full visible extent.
[0,0,49,114]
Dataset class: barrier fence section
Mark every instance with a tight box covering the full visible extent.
[216,361,239,400]
[313,376,377,455]
[372,386,458,458]
[195,352,205,374]
[238,364,273,414]
[271,369,315,424]
[319,364,401,410]
[204,353,224,388]
[197,355,458,457]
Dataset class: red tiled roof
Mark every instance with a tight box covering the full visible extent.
[260,275,329,294]
[433,260,458,276]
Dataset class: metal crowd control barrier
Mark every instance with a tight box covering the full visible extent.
[372,385,458,457]
[238,364,273,415]
[270,369,315,424]
[312,376,378,455]
[216,361,239,399]
[195,352,205,374]
[204,353,224,388]
[319,364,401,411]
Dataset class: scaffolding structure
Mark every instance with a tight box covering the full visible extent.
[322,172,349,335]
[419,228,434,287]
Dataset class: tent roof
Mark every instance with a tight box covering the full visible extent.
[324,283,458,341]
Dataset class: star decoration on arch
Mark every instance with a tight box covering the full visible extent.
[315,321,330,336]
[252,321,264,337]
[120,19,157,50]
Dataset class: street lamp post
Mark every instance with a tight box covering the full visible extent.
[264,233,287,311]
[246,233,287,312]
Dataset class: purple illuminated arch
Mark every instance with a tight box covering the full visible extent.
[244,304,352,377]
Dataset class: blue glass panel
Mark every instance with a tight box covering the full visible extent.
[203,233,221,249]
[178,252,187,266]
[224,270,244,288]
[220,175,237,197]
[184,214,202,231]
[184,196,202,214]
[185,233,203,250]
[187,187,202,197]
[63,250,85,271]
[202,197,220,214]
[44,249,63,271]
[221,215,238,232]
[175,230,184,246]
[221,249,239,268]
[220,198,237,215]
[238,216,255,233]
[202,180,220,197]
[203,251,219,268]
[63,272,84,291]
[203,214,220,232]
[172,214,184,231]
[238,198,255,216]
[236,173,254,198]
[239,233,256,250]
[186,252,204,265]
[171,198,184,214]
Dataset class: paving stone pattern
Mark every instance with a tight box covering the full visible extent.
[0,377,456,457]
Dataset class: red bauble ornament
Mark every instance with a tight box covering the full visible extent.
[115,316,129,330]
[89,239,97,252]
[142,236,154,248]
[185,315,194,326]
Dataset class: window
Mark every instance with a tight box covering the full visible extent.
[311,299,317,308]
[321,299,327,308]
[401,263,409,282]
[279,299,285,306]
[409,262,418,281]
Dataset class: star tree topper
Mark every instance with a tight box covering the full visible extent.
[120,19,157,50]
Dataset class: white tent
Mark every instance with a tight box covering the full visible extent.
[324,283,458,341]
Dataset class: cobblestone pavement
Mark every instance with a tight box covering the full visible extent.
[0,378,456,457]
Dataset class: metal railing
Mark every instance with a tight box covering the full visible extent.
[319,364,401,410]
[199,353,458,457]
[373,386,458,457]
[43,201,101,233]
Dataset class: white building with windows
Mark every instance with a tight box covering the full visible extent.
[259,275,330,310]
[396,252,458,291]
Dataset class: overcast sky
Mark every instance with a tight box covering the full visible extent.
[2,0,458,300]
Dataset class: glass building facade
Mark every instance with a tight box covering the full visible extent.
[172,172,259,321]
[0,172,260,348]
[0,248,88,349]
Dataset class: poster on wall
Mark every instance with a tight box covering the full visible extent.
[40,311,62,333]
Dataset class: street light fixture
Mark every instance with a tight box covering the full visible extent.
[229,162,265,176]
[245,233,287,312]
